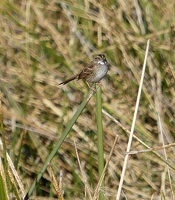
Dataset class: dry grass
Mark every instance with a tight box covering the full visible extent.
[0,0,175,199]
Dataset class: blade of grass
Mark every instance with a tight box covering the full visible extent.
[24,89,94,200]
[74,141,93,200]
[93,134,119,199]
[0,160,9,200]
[116,39,150,200]
[96,85,104,200]
[0,90,10,194]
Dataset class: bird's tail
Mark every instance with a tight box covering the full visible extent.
[59,74,77,85]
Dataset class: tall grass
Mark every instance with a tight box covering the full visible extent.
[0,0,175,199]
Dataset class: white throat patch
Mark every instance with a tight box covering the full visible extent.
[98,60,105,65]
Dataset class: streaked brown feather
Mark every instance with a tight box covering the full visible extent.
[78,62,94,80]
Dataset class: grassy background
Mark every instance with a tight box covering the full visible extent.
[0,0,175,199]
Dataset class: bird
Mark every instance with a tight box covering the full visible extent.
[59,54,109,87]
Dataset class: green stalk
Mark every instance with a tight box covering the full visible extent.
[96,85,104,200]
[24,90,94,200]
[0,94,10,200]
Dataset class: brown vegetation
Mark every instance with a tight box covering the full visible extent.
[0,0,175,199]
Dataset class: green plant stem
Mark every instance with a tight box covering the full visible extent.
[0,92,10,194]
[96,85,104,200]
[24,90,94,200]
